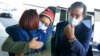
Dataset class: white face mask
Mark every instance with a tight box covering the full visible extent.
[38,21,48,31]
[68,16,81,26]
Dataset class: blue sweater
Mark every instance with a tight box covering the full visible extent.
[52,21,92,56]
[6,25,52,55]
[6,25,52,42]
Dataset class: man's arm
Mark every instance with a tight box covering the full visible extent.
[64,24,92,56]
[69,28,92,56]
[2,36,29,53]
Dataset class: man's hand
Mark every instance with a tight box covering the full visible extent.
[64,24,75,40]
[29,37,44,49]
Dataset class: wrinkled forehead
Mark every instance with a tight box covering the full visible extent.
[70,8,84,16]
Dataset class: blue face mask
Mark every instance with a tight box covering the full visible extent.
[68,16,81,26]
[38,21,48,31]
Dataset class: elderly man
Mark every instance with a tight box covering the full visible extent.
[52,2,92,56]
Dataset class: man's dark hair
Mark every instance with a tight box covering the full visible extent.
[70,2,87,16]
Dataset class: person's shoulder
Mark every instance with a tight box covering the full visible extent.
[6,25,19,29]
[6,24,24,33]
[81,22,92,31]
[57,21,67,25]
[56,21,68,27]
[6,25,17,31]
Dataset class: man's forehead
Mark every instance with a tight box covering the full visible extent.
[70,8,84,15]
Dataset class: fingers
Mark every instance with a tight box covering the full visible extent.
[29,37,44,49]
[31,37,38,41]
[31,42,44,49]
[64,24,75,35]
[33,37,38,40]
[67,24,73,28]
[36,42,44,49]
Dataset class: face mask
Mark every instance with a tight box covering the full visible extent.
[68,16,81,26]
[38,21,48,30]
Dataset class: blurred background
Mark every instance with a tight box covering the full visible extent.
[0,0,99,56]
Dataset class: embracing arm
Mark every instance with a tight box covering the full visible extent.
[2,36,44,54]
[2,36,29,53]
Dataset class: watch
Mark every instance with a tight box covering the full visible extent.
[68,37,76,43]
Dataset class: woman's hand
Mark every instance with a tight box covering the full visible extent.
[29,37,44,49]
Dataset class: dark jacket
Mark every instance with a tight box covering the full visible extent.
[52,21,92,56]
[97,44,100,51]
[6,25,52,56]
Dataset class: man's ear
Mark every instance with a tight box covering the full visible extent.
[82,14,86,19]
[68,8,71,13]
